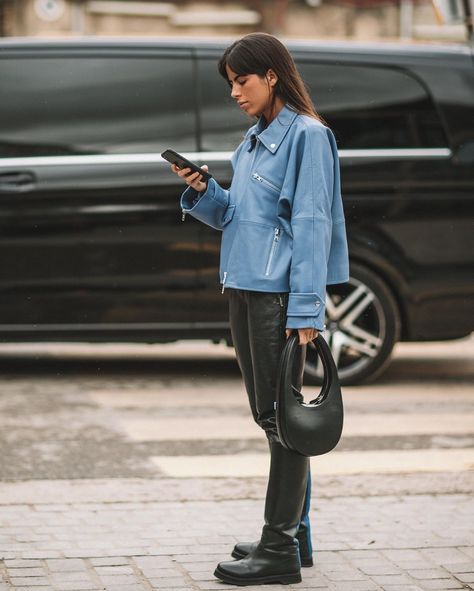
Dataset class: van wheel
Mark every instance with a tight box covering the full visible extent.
[303,263,401,386]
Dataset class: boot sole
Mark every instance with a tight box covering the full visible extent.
[231,548,314,567]
[214,565,301,586]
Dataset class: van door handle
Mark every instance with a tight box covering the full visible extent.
[0,171,37,192]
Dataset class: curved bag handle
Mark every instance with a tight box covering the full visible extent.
[276,333,344,457]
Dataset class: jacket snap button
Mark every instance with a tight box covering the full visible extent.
[315,301,320,307]
[270,143,276,148]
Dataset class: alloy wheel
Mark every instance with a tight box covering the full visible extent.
[304,265,400,386]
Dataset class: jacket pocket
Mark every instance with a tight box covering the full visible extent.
[264,227,281,276]
[252,172,281,194]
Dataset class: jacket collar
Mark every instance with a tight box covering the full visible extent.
[246,104,298,154]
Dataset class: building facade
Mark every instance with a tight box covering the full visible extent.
[0,0,467,42]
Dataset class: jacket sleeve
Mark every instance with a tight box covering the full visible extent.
[282,124,348,331]
[179,140,247,231]
[180,178,232,231]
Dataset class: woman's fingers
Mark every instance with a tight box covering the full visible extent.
[286,328,320,344]
[177,167,200,186]
[186,171,201,184]
[170,164,208,191]
[171,164,208,178]
[294,328,319,345]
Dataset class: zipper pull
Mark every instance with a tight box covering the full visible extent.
[274,228,281,241]
[221,271,228,294]
[181,209,186,221]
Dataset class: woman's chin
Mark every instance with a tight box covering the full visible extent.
[244,106,260,118]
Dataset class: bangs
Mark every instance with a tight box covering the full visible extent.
[218,42,265,82]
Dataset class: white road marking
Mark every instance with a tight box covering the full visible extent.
[119,413,474,441]
[151,448,474,478]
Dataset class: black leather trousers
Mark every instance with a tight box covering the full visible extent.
[227,288,312,563]
[228,288,306,443]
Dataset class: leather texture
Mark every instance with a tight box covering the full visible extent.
[214,290,312,585]
[228,289,306,442]
[232,470,314,567]
[214,546,301,586]
[215,441,308,586]
[232,522,314,567]
[180,104,350,331]
[231,469,313,567]
[276,332,344,456]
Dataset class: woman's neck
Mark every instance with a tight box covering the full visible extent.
[262,97,285,125]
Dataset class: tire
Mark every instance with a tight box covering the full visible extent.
[304,263,401,386]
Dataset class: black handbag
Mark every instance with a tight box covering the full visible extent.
[276,333,344,457]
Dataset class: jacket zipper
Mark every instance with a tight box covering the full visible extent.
[181,209,186,221]
[265,228,281,276]
[252,172,280,193]
[220,138,259,294]
[221,271,228,293]
[248,138,260,176]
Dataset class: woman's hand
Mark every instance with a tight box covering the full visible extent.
[171,163,209,193]
[285,328,319,345]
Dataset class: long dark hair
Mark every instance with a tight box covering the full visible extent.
[218,32,327,126]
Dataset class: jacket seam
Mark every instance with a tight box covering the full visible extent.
[238,219,276,229]
[210,195,227,207]
[223,281,289,292]
[309,130,315,294]
[288,292,324,296]
[292,214,329,221]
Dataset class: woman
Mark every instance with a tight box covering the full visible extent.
[171,32,349,586]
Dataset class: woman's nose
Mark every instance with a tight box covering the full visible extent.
[231,86,240,99]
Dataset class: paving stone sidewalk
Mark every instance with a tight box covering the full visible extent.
[0,477,473,591]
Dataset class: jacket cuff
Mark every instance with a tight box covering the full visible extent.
[180,186,202,211]
[181,177,228,212]
[287,292,324,316]
[285,316,325,331]
[286,293,325,331]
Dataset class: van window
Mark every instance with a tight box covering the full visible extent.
[296,61,447,149]
[0,55,196,157]
[197,56,447,152]
[197,57,250,152]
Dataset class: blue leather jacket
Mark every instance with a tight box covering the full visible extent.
[180,104,349,331]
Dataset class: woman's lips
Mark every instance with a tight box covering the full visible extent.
[239,101,249,109]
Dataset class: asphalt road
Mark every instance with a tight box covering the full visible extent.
[0,335,472,485]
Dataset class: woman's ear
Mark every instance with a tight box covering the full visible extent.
[266,69,278,88]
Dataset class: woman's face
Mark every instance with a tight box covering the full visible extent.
[225,64,276,118]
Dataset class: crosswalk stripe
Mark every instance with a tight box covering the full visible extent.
[119,413,474,442]
[151,448,474,478]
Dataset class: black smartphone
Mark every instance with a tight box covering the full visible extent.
[161,149,212,183]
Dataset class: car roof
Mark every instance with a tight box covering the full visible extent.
[0,35,470,59]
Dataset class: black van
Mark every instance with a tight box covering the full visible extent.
[0,37,473,385]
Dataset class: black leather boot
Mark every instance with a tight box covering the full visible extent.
[214,441,309,586]
[231,468,313,567]
[231,526,313,567]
